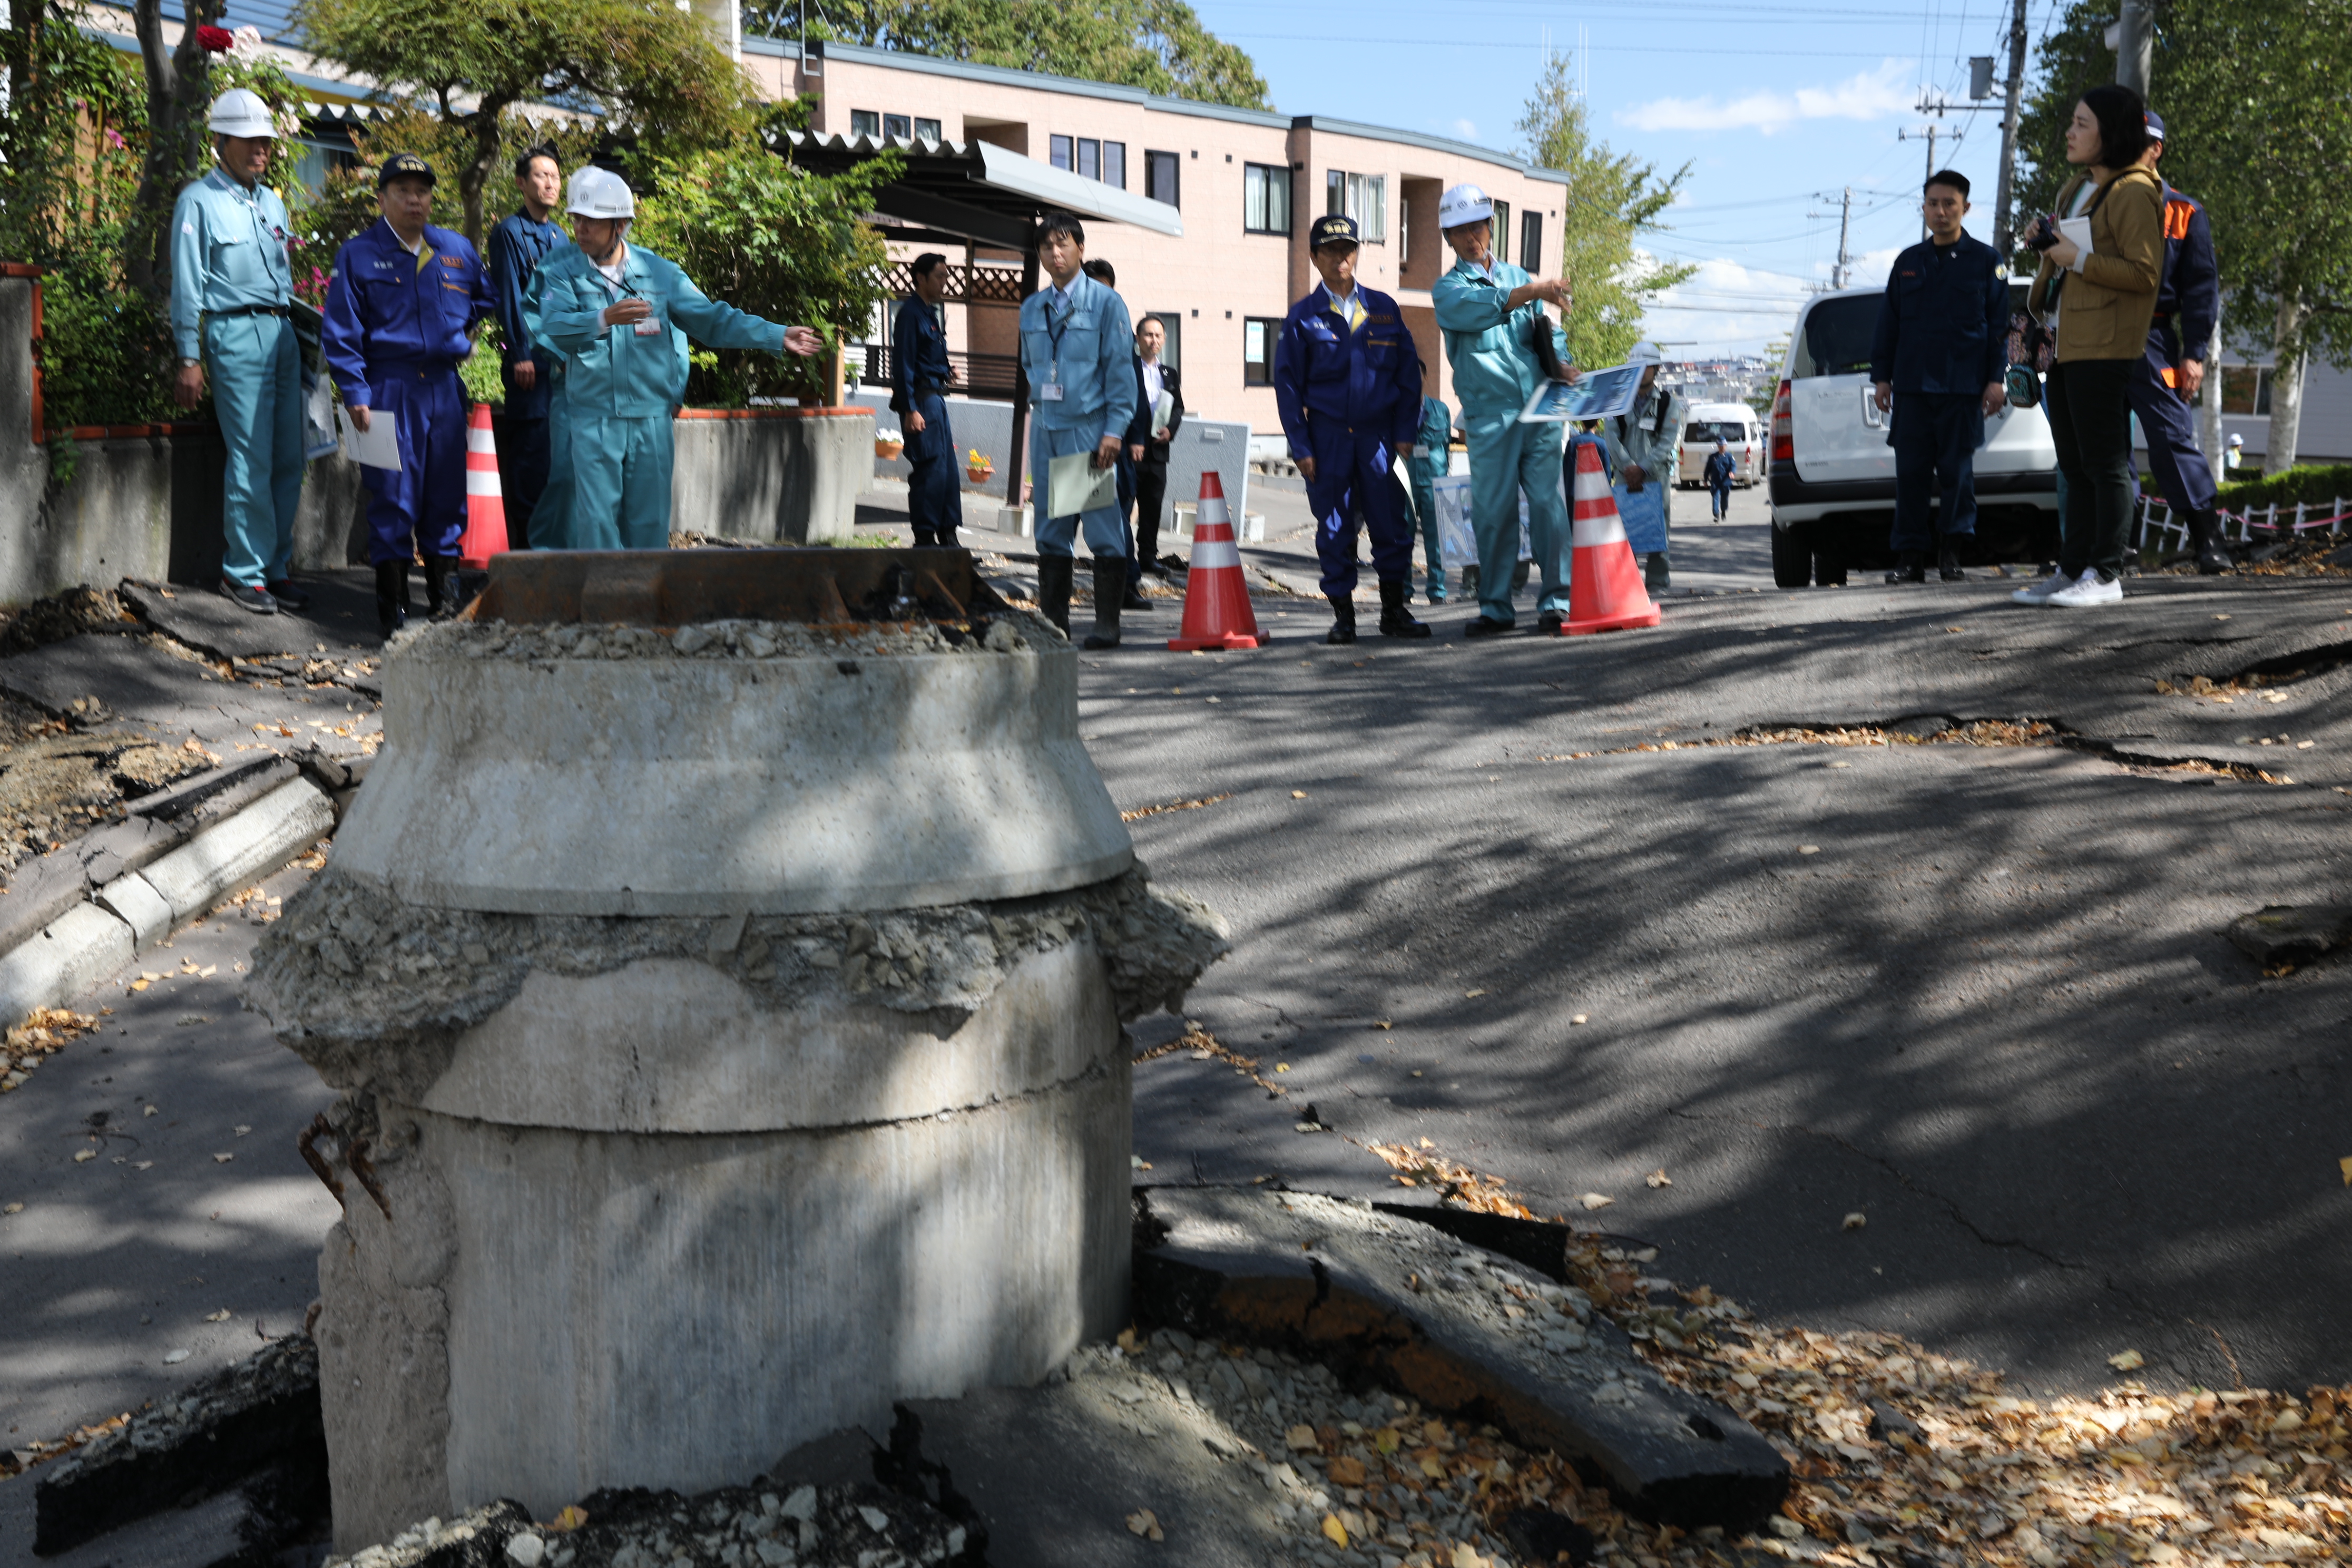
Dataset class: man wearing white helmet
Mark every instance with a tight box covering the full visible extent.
[1596,341,1687,592]
[170,87,309,615]
[1430,182,1579,636]
[522,166,822,548]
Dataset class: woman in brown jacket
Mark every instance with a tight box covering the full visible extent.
[2015,84,2163,607]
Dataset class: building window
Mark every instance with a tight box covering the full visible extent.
[1051,134,1072,170]
[1145,150,1180,207]
[1147,311,1182,371]
[1243,317,1281,385]
[1520,211,1543,276]
[1051,136,1124,185]
[850,110,881,139]
[914,117,941,143]
[2220,366,2272,416]
[1243,163,1290,234]
[1102,141,1125,189]
[883,113,911,140]
[1492,199,1512,264]
[1324,170,1387,242]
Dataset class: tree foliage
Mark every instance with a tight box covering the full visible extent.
[295,0,753,243]
[1516,54,1694,369]
[749,0,1269,111]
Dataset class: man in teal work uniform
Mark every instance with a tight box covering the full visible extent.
[1017,211,1136,649]
[1430,183,1579,636]
[1409,394,1455,603]
[170,88,308,615]
[524,168,820,548]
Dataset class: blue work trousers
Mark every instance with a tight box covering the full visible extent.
[1408,469,1446,599]
[2128,354,2217,516]
[1466,415,1569,623]
[495,413,549,548]
[361,364,467,565]
[528,401,573,549]
[1306,419,1413,597]
[1889,392,1984,553]
[1709,481,1734,520]
[203,312,304,587]
[904,392,959,544]
[1030,423,1125,558]
[567,413,674,550]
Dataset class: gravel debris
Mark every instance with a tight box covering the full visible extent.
[404,607,1062,665]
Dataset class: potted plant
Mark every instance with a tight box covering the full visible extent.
[875,427,904,460]
[966,447,995,484]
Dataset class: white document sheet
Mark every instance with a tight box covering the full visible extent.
[1047,449,1120,517]
[337,405,401,472]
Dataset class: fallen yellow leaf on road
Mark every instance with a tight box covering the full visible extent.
[549,1506,587,1533]
[204,1308,230,1322]
[72,1150,95,1163]
[1291,790,1307,799]
[1464,988,1485,998]
[1646,1169,1672,1188]
[2108,1348,2145,1371]
[1843,1212,1867,1230]
[1125,1508,1163,1541]
[1328,1454,1366,1486]
[2341,1155,2351,1187]
[1577,1192,1614,1211]
[1320,1514,1349,1547]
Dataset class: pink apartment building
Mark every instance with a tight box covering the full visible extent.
[738,38,1573,434]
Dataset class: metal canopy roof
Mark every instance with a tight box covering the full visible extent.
[784,131,1183,251]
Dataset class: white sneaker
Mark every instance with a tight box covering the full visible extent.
[2047,570,2124,607]
[2010,569,2076,605]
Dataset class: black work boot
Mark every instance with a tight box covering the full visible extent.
[423,554,463,620]
[1378,577,1430,638]
[2190,510,2232,575]
[373,560,409,641]
[1325,595,1358,644]
[1037,555,1074,635]
[1121,558,1151,612]
[1884,551,1927,584]
[936,525,961,552]
[1083,556,1124,649]
[1938,544,1965,581]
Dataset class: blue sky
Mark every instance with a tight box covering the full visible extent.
[1188,0,2074,355]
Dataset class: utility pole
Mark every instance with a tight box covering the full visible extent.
[1897,127,1939,238]
[1992,0,2027,256]
[1835,187,1853,289]
[2114,0,2153,97]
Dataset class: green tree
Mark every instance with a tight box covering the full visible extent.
[295,0,752,244]
[1516,53,1694,369]
[750,0,1269,110]
[2016,0,2352,469]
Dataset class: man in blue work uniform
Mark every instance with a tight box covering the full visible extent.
[487,143,565,547]
[1432,183,1577,637]
[892,252,960,548]
[1275,213,1428,643]
[170,88,308,615]
[1408,393,1454,604]
[526,168,821,550]
[1703,438,1737,521]
[1017,211,1136,649]
[1868,169,2010,584]
[322,153,499,639]
[2132,111,2229,575]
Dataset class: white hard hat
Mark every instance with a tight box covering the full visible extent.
[565,166,635,220]
[1626,340,1667,367]
[2227,432,2243,445]
[207,87,277,140]
[1438,183,1494,230]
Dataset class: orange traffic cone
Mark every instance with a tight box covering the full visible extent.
[458,403,509,569]
[1168,473,1264,651]
[1562,436,1660,635]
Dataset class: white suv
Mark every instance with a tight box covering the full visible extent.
[1766,285,2059,587]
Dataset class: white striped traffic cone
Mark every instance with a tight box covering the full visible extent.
[1563,436,1660,634]
[1167,472,1263,651]
[459,403,509,569]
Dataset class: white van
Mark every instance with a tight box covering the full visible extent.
[1677,403,1763,487]
[1766,286,2059,587]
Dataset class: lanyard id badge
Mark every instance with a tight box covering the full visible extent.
[601,271,664,336]
[1039,297,1072,399]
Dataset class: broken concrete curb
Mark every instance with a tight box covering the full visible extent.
[1132,1185,1790,1536]
[137,776,336,924]
[2226,903,2352,966]
[0,901,134,1022]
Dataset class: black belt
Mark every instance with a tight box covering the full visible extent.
[211,304,289,319]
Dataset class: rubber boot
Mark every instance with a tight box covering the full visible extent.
[1037,555,1074,635]
[1378,577,1430,638]
[937,524,961,552]
[373,560,409,641]
[1884,551,1926,584]
[1325,595,1357,645]
[1938,544,1965,581]
[2190,510,2232,575]
[1082,555,1124,649]
[423,555,463,621]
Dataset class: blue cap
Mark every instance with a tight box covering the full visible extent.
[1310,213,1360,250]
[378,152,436,189]
[2143,108,2165,143]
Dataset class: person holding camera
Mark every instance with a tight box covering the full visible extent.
[2013,84,2164,608]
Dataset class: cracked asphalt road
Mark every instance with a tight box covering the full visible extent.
[1113,498,2351,1401]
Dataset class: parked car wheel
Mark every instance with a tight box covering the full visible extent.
[1771,522,1812,588]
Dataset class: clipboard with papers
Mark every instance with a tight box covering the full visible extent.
[337,405,401,472]
[1046,449,1120,517]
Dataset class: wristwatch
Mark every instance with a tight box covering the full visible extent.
[180,358,201,369]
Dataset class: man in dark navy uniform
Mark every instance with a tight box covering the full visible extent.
[891,252,960,547]
[322,153,499,638]
[1869,169,2011,583]
[487,143,566,545]
[1273,213,1427,644]
[2131,110,2229,575]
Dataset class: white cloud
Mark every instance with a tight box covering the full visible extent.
[1451,118,1477,141]
[1619,62,1915,136]
[1637,256,1818,354]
